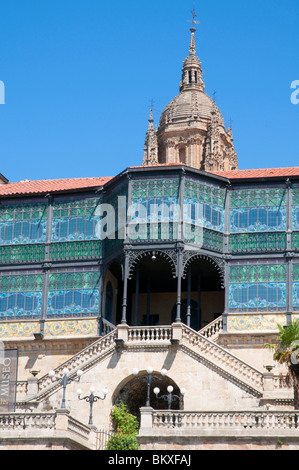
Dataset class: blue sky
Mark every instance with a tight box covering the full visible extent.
[0,0,298,182]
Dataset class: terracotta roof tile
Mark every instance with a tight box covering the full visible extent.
[213,167,299,179]
[0,177,113,197]
[1,165,298,197]
[129,163,299,180]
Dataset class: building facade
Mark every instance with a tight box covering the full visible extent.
[0,22,299,450]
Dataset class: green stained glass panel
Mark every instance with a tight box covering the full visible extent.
[294,264,299,282]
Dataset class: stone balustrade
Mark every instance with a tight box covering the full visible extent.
[127,326,172,343]
[0,409,97,450]
[181,324,264,395]
[139,407,299,436]
[37,329,117,395]
[199,316,223,340]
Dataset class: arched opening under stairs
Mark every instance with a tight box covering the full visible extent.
[112,371,183,422]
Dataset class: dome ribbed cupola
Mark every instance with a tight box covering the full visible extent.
[142,12,238,173]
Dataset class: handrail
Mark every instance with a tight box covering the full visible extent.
[150,409,299,431]
[199,315,223,339]
[181,324,264,394]
[128,326,172,342]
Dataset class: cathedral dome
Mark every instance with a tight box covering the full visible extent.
[142,15,238,172]
[158,89,224,131]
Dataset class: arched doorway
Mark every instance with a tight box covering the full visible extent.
[113,372,183,421]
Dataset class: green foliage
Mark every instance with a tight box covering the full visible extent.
[264,322,299,365]
[106,403,139,450]
[106,434,139,451]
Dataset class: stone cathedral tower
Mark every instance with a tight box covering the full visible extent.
[143,18,238,172]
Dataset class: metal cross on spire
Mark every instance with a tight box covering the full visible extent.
[189,8,200,32]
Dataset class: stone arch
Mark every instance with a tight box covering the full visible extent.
[112,370,183,421]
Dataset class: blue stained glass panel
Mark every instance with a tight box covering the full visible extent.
[52,216,102,242]
[229,282,287,312]
[293,206,299,230]
[0,292,42,319]
[131,197,179,224]
[293,282,299,310]
[230,206,286,233]
[0,220,46,245]
[184,198,224,232]
[47,289,99,318]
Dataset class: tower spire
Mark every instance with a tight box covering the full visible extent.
[143,108,158,166]
[180,9,204,93]
[188,9,199,55]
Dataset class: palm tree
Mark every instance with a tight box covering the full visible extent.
[265,322,299,409]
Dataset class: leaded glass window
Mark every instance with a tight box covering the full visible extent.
[0,203,47,245]
[293,263,299,311]
[47,269,100,318]
[230,233,286,253]
[0,272,43,320]
[184,179,225,232]
[293,187,299,251]
[230,187,286,233]
[52,198,102,242]
[129,178,179,241]
[229,263,287,312]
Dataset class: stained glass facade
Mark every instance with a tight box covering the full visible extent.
[52,198,102,242]
[293,263,299,312]
[47,270,100,319]
[184,179,225,251]
[229,187,287,255]
[0,272,43,320]
[0,171,298,336]
[129,178,179,241]
[293,187,299,251]
[0,203,47,245]
[229,263,287,313]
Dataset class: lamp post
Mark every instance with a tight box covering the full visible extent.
[77,387,108,425]
[132,367,167,407]
[154,385,186,410]
[49,367,83,409]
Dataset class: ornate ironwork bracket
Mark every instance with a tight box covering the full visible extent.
[182,251,225,289]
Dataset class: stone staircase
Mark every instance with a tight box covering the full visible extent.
[16,320,274,406]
